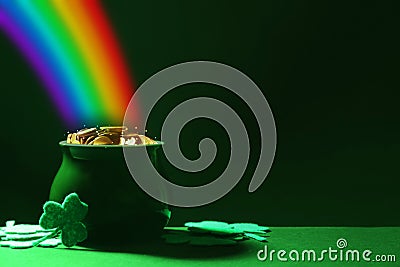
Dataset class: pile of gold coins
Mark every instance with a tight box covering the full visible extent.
[66,126,158,145]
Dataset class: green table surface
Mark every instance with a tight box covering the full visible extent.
[2,227,399,267]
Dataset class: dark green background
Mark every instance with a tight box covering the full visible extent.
[0,0,398,226]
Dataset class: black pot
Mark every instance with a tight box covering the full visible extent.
[49,141,170,244]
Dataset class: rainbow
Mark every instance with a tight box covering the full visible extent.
[0,0,135,127]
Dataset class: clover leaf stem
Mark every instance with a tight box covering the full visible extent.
[32,227,61,247]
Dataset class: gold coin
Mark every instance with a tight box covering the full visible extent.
[123,134,142,145]
[67,133,72,144]
[76,127,97,137]
[70,133,80,144]
[140,135,157,145]
[99,126,128,132]
[92,136,113,145]
[121,133,137,137]
[98,132,121,144]
[84,135,96,145]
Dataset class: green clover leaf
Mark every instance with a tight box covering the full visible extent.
[229,223,271,234]
[163,220,271,246]
[40,202,64,229]
[61,222,88,247]
[62,193,88,223]
[39,193,88,247]
[185,221,243,235]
